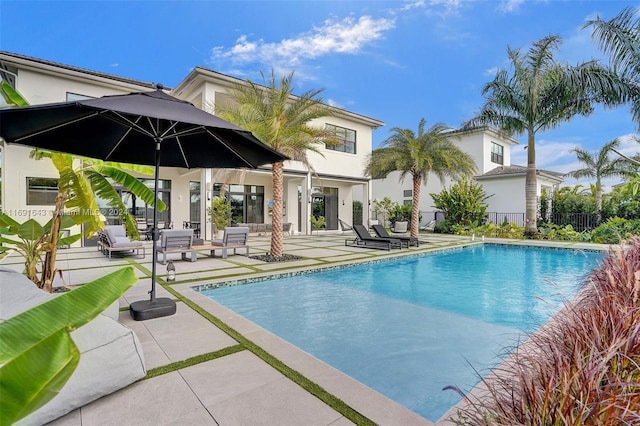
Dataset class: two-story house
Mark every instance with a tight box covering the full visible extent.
[371,126,564,226]
[0,51,383,244]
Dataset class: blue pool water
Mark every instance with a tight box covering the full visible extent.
[199,245,603,421]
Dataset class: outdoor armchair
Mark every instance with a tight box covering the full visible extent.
[100,225,146,259]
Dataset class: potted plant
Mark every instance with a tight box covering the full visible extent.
[207,196,232,239]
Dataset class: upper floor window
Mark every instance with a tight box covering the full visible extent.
[325,124,356,154]
[27,177,58,205]
[491,142,504,165]
[403,190,412,198]
[66,92,92,101]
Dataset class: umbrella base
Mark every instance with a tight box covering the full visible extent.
[130,297,176,321]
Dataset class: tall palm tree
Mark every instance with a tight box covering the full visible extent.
[465,35,632,237]
[565,138,625,223]
[364,119,476,239]
[585,6,640,128]
[217,70,335,259]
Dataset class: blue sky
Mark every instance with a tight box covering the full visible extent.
[1,0,638,187]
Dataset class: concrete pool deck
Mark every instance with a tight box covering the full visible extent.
[2,232,610,425]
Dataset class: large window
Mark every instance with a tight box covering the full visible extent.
[325,124,356,154]
[139,179,172,225]
[491,142,504,165]
[27,177,58,205]
[214,183,264,224]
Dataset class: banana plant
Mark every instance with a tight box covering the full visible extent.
[0,80,28,107]
[0,83,165,290]
[0,267,137,425]
[0,212,82,290]
[31,149,165,239]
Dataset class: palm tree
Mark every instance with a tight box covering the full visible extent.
[465,35,632,237]
[585,6,640,128]
[364,119,476,239]
[565,138,625,223]
[217,70,335,259]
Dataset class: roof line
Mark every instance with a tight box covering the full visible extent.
[0,50,160,90]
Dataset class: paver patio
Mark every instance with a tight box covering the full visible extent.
[2,232,609,425]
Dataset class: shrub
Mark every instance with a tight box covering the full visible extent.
[451,238,640,425]
[479,222,525,239]
[310,215,326,231]
[590,217,640,244]
[433,219,452,234]
[388,203,414,225]
[538,223,590,242]
[431,176,491,227]
[207,197,232,234]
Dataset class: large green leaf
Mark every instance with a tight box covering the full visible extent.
[0,212,21,228]
[0,236,23,246]
[0,267,137,424]
[0,80,29,107]
[95,166,167,211]
[1,329,79,425]
[16,219,47,241]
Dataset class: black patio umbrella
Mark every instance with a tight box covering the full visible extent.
[0,85,287,320]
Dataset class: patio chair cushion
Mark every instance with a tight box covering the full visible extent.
[0,267,146,425]
[104,225,143,248]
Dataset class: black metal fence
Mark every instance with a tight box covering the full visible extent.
[417,210,640,232]
[486,212,526,227]
[544,213,597,232]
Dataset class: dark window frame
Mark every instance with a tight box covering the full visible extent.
[26,177,58,205]
[491,142,504,165]
[325,124,357,154]
[213,183,265,223]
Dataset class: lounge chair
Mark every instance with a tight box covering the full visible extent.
[99,225,145,259]
[338,218,354,234]
[372,224,419,247]
[346,224,402,251]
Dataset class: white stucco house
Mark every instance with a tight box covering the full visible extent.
[370,126,564,226]
[0,51,383,244]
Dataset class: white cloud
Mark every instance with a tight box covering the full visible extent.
[615,133,640,156]
[326,98,344,109]
[497,0,525,14]
[510,139,579,173]
[398,0,461,15]
[484,66,499,77]
[210,15,395,71]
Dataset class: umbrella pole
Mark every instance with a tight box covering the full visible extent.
[129,138,177,321]
[150,140,160,302]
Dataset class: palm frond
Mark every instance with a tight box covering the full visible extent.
[584,6,640,78]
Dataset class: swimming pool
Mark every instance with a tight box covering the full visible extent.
[199,244,603,421]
